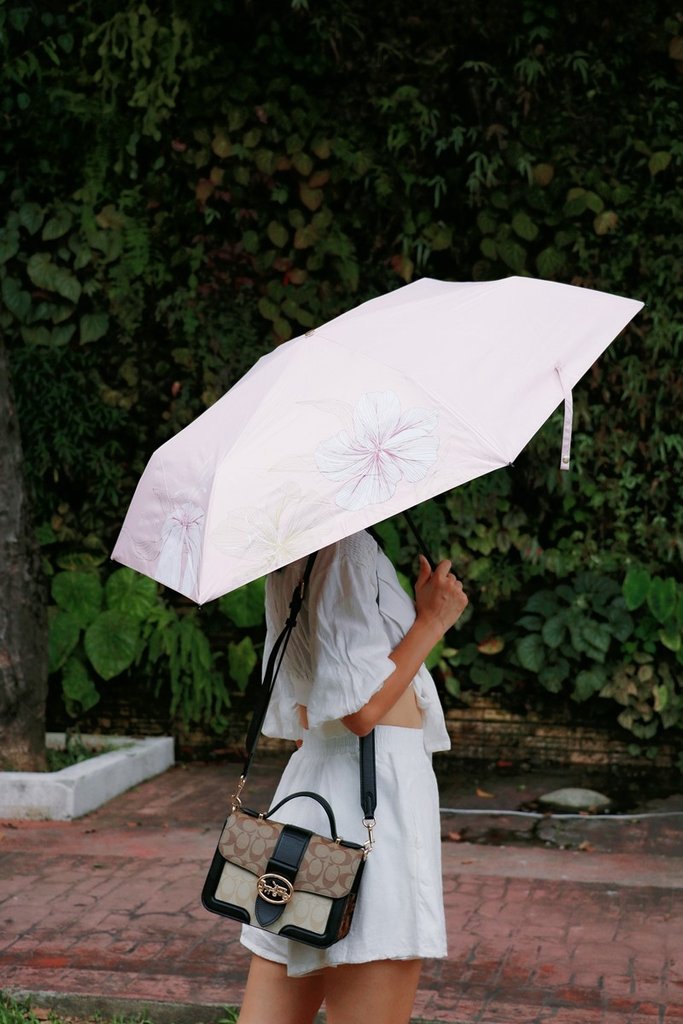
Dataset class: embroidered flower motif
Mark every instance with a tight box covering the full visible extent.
[210,484,328,575]
[315,391,439,511]
[132,491,204,597]
[156,499,204,595]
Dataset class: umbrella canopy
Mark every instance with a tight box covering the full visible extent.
[112,276,643,603]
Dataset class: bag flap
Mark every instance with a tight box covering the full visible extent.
[218,810,283,875]
[218,809,364,899]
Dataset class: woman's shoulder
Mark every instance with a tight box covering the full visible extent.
[328,529,378,566]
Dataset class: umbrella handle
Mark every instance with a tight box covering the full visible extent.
[402,510,436,572]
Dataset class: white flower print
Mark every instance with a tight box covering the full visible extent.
[210,484,328,575]
[315,391,439,511]
[155,499,204,595]
[132,488,205,598]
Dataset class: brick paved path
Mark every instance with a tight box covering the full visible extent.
[1,762,681,1023]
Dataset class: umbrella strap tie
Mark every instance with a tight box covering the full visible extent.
[556,365,573,471]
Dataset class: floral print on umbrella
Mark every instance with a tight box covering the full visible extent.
[131,485,206,598]
[210,483,329,576]
[315,390,439,511]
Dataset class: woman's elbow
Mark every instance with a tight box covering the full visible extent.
[342,707,376,736]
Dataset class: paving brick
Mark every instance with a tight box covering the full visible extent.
[0,762,680,1024]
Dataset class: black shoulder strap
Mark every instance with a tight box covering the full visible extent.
[243,551,318,775]
[240,551,377,825]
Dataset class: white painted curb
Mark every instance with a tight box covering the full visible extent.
[0,733,175,820]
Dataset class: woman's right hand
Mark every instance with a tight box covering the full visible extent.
[414,554,468,638]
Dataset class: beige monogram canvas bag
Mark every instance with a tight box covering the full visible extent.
[201,552,376,948]
[202,795,367,947]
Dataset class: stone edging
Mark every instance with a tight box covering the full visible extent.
[0,733,175,820]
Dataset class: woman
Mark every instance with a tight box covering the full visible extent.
[238,528,468,1024]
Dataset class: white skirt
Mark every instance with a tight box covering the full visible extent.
[240,724,447,977]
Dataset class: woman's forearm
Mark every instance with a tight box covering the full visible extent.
[341,615,442,736]
[342,557,468,736]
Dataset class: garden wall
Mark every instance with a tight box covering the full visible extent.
[47,678,677,772]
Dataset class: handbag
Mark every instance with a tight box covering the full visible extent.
[202,551,378,948]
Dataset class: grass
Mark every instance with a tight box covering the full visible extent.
[0,995,239,1024]
[45,735,129,772]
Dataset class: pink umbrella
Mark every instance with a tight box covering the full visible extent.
[112,276,643,602]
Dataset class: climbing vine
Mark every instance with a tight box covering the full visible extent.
[2,0,681,752]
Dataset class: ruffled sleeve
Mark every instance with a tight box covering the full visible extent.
[305,533,397,729]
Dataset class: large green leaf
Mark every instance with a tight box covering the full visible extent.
[536,246,564,278]
[219,577,266,628]
[511,211,538,241]
[62,657,100,716]
[228,636,258,691]
[84,611,140,680]
[658,624,681,652]
[497,238,526,272]
[579,621,611,661]
[51,571,103,627]
[623,567,650,610]
[516,634,545,672]
[20,325,52,345]
[105,569,158,619]
[647,577,677,624]
[573,667,607,702]
[42,208,74,241]
[648,151,671,176]
[539,659,570,693]
[541,614,567,649]
[480,237,498,260]
[476,210,497,234]
[80,312,110,343]
[607,606,634,643]
[422,222,452,251]
[26,253,82,303]
[516,614,543,631]
[470,663,504,691]
[2,277,31,322]
[0,229,20,264]
[48,611,81,673]
[524,591,558,616]
[19,202,45,235]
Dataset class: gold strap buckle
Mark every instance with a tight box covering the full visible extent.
[362,816,376,857]
[231,774,246,811]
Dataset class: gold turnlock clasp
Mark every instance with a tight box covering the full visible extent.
[362,816,376,857]
[257,873,294,905]
[231,774,246,811]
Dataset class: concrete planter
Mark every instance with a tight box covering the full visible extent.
[0,733,175,820]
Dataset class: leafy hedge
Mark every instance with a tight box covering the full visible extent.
[2,0,681,759]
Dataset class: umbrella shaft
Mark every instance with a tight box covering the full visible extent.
[403,511,436,572]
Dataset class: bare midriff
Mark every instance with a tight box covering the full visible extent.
[297,683,422,732]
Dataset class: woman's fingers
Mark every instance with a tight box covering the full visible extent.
[415,553,433,591]
[414,554,468,634]
[434,558,453,578]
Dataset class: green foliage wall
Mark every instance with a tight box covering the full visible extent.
[1,0,681,755]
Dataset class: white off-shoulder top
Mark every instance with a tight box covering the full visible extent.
[261,529,451,755]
